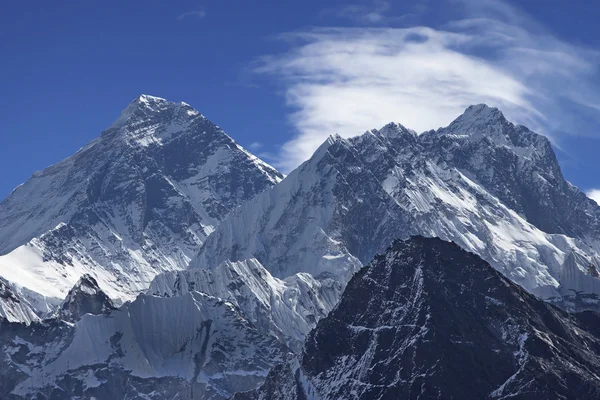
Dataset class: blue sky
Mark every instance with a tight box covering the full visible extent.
[1,0,600,202]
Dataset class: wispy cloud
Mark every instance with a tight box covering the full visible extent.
[256,0,600,172]
[328,0,392,24]
[177,9,206,21]
[247,142,263,151]
[588,189,600,206]
[324,0,428,26]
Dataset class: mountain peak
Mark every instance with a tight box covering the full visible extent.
[246,236,600,400]
[108,94,201,131]
[444,103,508,135]
[137,93,167,103]
[130,94,185,109]
[58,274,115,322]
[464,103,503,116]
[376,122,418,144]
[73,273,102,291]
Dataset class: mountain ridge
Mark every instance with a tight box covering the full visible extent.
[156,102,600,355]
[236,236,600,400]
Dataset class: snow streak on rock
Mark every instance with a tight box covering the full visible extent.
[238,237,600,400]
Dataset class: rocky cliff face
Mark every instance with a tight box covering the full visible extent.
[0,279,39,324]
[238,237,600,400]
[57,274,115,323]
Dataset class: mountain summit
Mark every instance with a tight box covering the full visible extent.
[443,103,508,137]
[0,95,282,316]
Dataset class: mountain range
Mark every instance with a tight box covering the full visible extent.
[1,95,600,399]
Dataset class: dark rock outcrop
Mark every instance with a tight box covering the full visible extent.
[240,237,600,400]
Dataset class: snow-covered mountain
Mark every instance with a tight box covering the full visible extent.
[235,237,600,400]
[0,94,282,316]
[3,101,600,399]
[425,105,600,241]
[0,290,290,399]
[165,104,600,352]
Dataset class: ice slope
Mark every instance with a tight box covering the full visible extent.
[0,95,282,316]
[533,252,600,312]
[1,291,289,399]
[149,259,343,351]
[0,279,39,324]
[558,252,600,295]
[236,237,600,400]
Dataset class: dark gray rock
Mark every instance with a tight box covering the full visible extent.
[57,274,115,323]
[243,237,600,400]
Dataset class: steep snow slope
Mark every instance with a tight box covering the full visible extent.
[237,237,600,400]
[149,259,343,351]
[0,95,282,315]
[0,279,39,324]
[0,291,289,399]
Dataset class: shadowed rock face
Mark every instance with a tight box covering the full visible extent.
[237,237,600,400]
[58,274,115,322]
[423,104,600,239]
[0,279,39,324]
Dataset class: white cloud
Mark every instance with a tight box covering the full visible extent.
[177,9,206,21]
[588,190,600,206]
[256,0,600,172]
